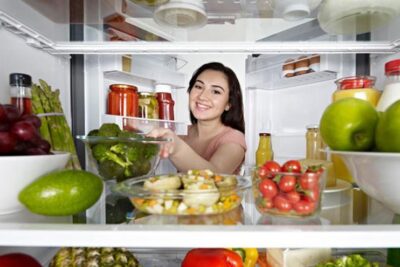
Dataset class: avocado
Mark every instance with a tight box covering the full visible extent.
[18,170,103,216]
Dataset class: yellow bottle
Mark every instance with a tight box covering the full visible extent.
[256,133,273,167]
[300,125,336,187]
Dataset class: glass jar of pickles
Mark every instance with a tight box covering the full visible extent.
[139,92,159,119]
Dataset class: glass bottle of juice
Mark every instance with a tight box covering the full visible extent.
[9,73,32,116]
[256,133,273,167]
[301,125,336,187]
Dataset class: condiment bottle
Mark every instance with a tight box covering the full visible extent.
[9,73,32,116]
[155,84,175,121]
[256,133,273,167]
[333,75,381,106]
[282,59,295,78]
[107,84,139,117]
[376,59,400,112]
[303,125,336,187]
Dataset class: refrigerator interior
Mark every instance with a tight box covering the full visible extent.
[1,0,400,265]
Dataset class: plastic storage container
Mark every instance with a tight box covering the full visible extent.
[376,58,400,112]
[332,76,381,106]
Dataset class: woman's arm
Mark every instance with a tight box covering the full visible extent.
[147,128,245,174]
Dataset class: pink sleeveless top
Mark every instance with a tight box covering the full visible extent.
[181,125,246,174]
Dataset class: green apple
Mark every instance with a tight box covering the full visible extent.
[320,98,379,151]
[375,100,400,152]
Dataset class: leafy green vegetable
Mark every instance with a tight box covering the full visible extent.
[316,254,380,267]
[89,124,159,182]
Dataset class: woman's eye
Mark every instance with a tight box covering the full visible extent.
[212,89,222,95]
[194,85,203,90]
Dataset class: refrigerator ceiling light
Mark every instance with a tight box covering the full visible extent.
[318,0,400,35]
[154,0,207,29]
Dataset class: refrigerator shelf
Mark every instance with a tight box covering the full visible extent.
[0,222,400,248]
[246,70,338,90]
[104,70,186,89]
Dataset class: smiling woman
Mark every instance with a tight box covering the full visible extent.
[147,62,246,174]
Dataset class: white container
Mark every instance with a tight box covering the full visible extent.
[0,152,70,215]
[376,59,400,112]
[272,0,322,21]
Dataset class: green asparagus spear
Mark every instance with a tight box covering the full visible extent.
[31,84,51,143]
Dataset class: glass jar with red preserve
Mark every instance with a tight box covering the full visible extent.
[155,84,175,121]
[9,73,32,116]
[107,84,139,117]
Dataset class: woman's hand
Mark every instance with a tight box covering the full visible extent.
[146,128,178,158]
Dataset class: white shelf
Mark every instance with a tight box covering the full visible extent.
[104,70,186,89]
[247,70,338,90]
[0,223,400,248]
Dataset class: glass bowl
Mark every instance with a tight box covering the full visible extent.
[76,135,169,182]
[252,167,326,218]
[111,170,251,216]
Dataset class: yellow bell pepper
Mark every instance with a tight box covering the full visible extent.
[229,248,259,267]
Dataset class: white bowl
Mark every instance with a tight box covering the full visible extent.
[318,0,400,35]
[327,150,400,214]
[0,152,70,215]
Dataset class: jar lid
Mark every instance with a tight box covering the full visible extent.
[9,73,32,87]
[259,133,271,136]
[109,84,137,91]
[385,59,400,76]
[306,124,319,130]
[155,84,172,93]
[335,76,376,90]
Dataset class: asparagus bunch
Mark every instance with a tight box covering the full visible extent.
[31,79,81,169]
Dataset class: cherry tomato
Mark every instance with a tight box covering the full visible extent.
[262,161,281,174]
[273,195,292,212]
[299,172,319,190]
[278,175,297,193]
[257,166,270,179]
[294,200,316,215]
[306,165,324,175]
[285,190,301,204]
[259,179,278,199]
[303,187,320,202]
[281,160,302,173]
[259,197,274,209]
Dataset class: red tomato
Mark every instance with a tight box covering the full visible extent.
[285,190,301,204]
[306,165,324,175]
[257,166,270,179]
[299,172,319,190]
[260,197,274,209]
[262,161,281,173]
[281,160,302,173]
[278,175,297,193]
[273,195,292,212]
[294,200,316,215]
[259,179,278,199]
[0,253,42,267]
[303,187,320,202]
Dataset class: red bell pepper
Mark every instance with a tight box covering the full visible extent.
[182,248,243,267]
[0,253,42,267]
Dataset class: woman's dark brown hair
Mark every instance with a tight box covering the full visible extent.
[187,62,245,134]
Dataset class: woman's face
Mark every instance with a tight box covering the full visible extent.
[189,69,230,122]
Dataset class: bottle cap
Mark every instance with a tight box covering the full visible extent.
[259,133,271,136]
[385,59,400,76]
[9,73,32,87]
[155,84,172,93]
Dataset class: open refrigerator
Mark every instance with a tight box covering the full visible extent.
[1,0,400,266]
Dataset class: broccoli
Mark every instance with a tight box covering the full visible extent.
[89,123,160,182]
[98,159,125,181]
[88,129,99,136]
[98,123,121,137]
[92,143,111,162]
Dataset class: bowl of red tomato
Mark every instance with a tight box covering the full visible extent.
[252,159,326,217]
